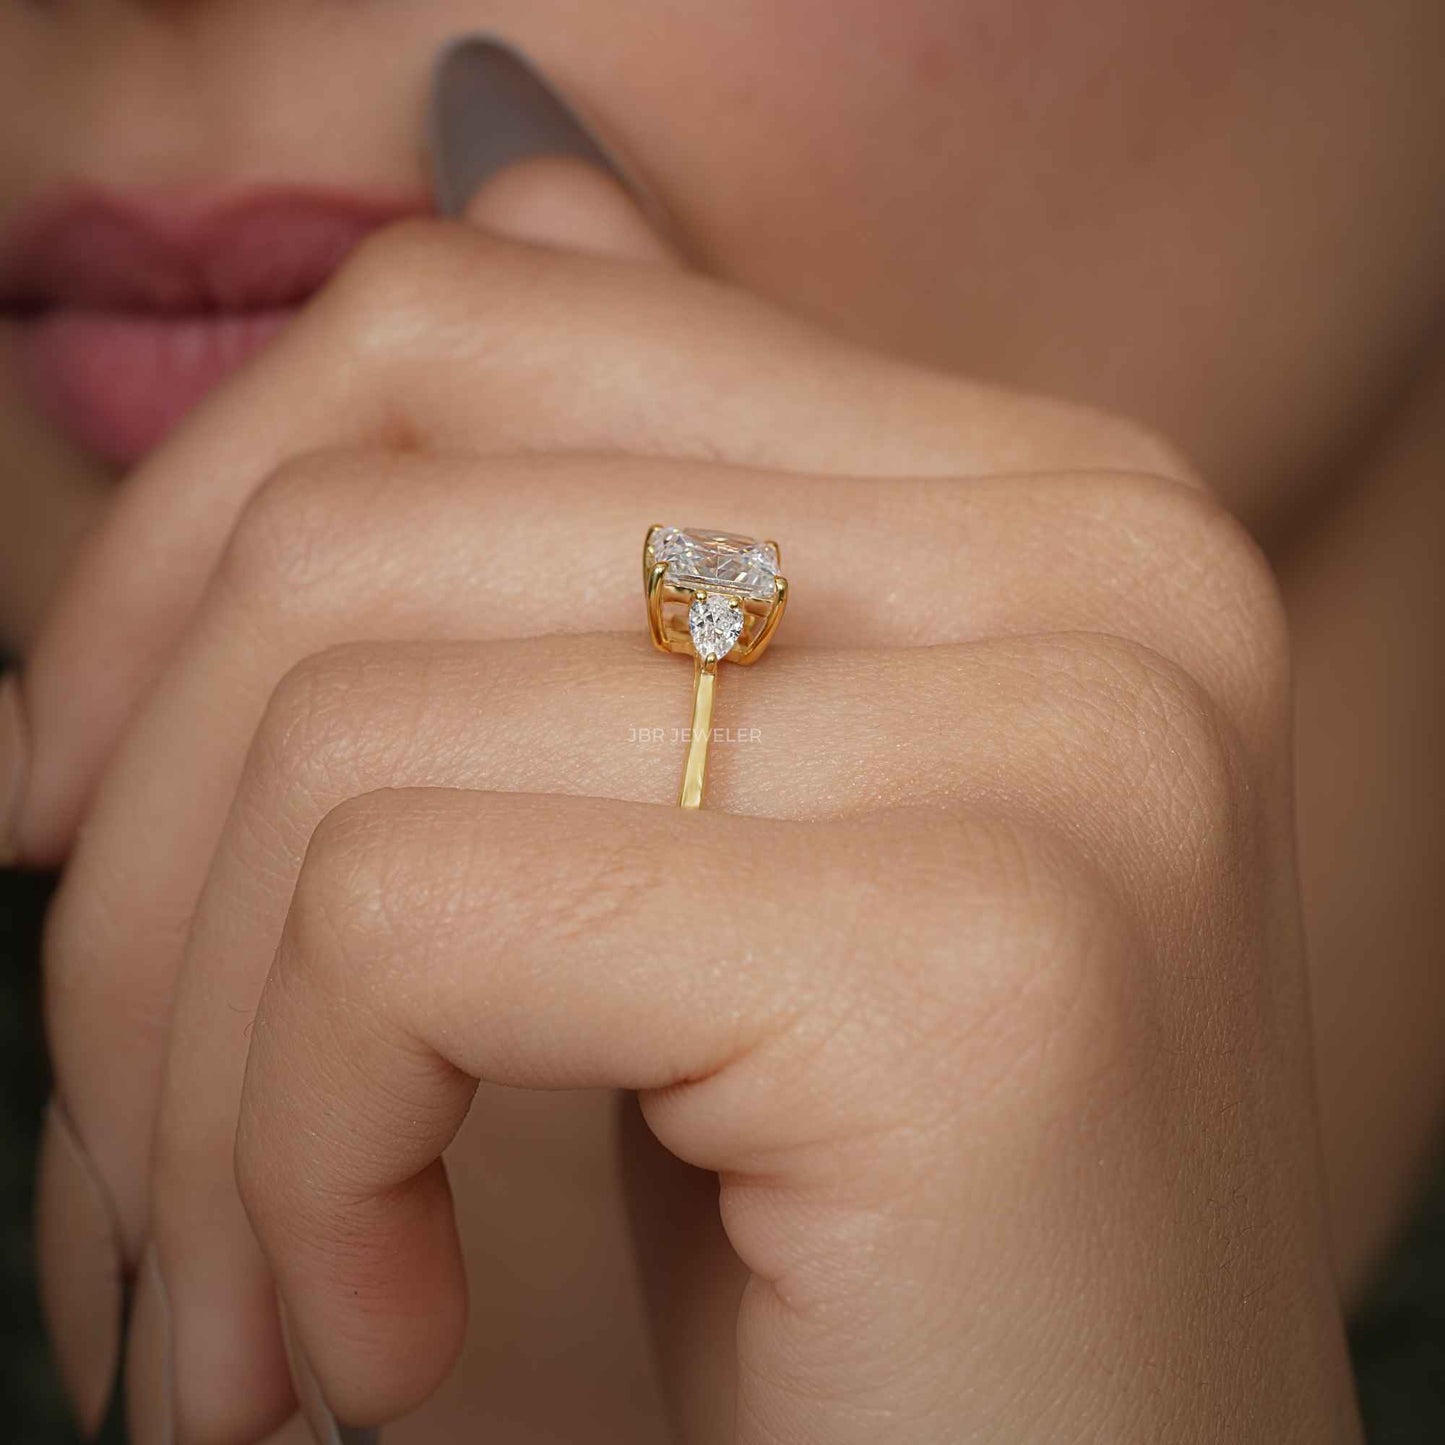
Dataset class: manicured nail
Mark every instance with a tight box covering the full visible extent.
[35,1100,124,1439]
[428,34,625,217]
[125,1245,174,1445]
[0,672,25,866]
[281,1306,380,1445]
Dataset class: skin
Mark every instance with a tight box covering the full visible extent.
[1,1,1442,1441]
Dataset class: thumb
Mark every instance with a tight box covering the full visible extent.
[429,35,681,266]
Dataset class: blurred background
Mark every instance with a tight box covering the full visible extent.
[1,866,124,1444]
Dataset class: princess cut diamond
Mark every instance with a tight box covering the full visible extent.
[654,527,779,602]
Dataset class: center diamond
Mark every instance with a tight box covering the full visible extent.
[654,526,779,602]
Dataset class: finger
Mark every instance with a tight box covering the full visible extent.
[147,622,1277,1439]
[617,1090,744,1444]
[8,213,1187,863]
[232,792,1071,1439]
[41,450,1269,1432]
[45,455,1267,1241]
[462,151,684,266]
[44,455,1276,1335]
[431,35,684,265]
[237,783,1340,1442]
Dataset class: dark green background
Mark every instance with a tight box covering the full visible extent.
[1,866,1441,1442]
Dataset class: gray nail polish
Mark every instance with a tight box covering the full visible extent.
[428,34,626,217]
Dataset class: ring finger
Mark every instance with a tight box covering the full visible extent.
[11,217,1187,864]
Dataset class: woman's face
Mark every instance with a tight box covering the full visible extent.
[1,0,1441,642]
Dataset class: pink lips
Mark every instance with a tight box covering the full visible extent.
[0,190,427,467]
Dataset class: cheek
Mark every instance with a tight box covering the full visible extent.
[647,0,1269,330]
[727,0,1308,326]
[688,0,1258,179]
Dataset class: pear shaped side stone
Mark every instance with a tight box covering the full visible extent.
[688,595,745,661]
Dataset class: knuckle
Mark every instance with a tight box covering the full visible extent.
[935,633,1255,908]
[325,217,443,303]
[287,789,409,966]
[889,819,1135,1084]
[764,816,1136,1142]
[1112,476,1291,737]
[1054,634,1255,885]
[1161,485,1290,703]
[320,217,495,353]
[216,451,366,605]
[320,215,661,376]
[251,643,390,809]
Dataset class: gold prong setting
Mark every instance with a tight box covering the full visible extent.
[644,524,789,809]
[644,524,787,665]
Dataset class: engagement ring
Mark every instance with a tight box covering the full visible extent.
[643,525,789,809]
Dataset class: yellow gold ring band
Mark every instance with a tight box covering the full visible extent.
[643,525,789,810]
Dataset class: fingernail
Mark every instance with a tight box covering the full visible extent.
[280,1306,380,1445]
[125,1245,174,1445]
[35,1100,124,1440]
[0,672,26,866]
[428,34,626,217]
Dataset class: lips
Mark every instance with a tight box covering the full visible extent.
[0,190,426,468]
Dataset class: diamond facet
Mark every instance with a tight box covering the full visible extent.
[688,594,745,661]
[654,527,779,602]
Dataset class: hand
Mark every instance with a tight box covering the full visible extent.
[22,160,1357,1442]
